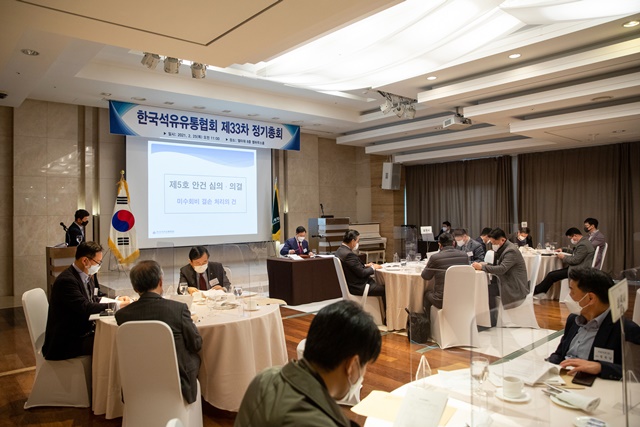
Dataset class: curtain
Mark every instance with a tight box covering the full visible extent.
[518,142,640,276]
[406,156,514,238]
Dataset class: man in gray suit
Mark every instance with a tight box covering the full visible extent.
[115,260,202,404]
[533,227,595,295]
[473,228,529,326]
[421,233,470,314]
[584,218,606,269]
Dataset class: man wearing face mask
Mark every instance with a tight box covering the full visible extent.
[66,209,90,247]
[452,228,485,262]
[435,221,452,240]
[472,228,529,326]
[179,246,230,294]
[335,229,384,300]
[509,226,533,248]
[43,241,131,360]
[533,228,595,296]
[235,300,381,426]
[583,218,606,269]
[548,267,640,380]
[280,225,314,256]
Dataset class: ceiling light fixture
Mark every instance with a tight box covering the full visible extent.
[141,52,160,69]
[508,53,521,59]
[20,48,39,56]
[164,57,181,74]
[193,106,206,109]
[378,90,417,119]
[131,97,146,101]
[426,76,437,81]
[623,20,639,28]
[191,62,206,79]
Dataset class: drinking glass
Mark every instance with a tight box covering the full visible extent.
[234,286,243,297]
[415,253,422,263]
[400,258,407,269]
[178,282,188,295]
[471,357,489,396]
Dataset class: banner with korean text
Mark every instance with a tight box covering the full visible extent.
[109,101,300,151]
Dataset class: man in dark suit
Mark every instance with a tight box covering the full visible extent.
[421,233,470,313]
[66,209,90,247]
[548,267,640,380]
[534,227,595,295]
[116,260,203,403]
[509,226,534,248]
[43,241,130,360]
[178,246,230,294]
[280,225,313,256]
[335,229,384,298]
[434,221,451,240]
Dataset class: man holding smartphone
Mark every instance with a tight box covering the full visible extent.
[547,267,640,381]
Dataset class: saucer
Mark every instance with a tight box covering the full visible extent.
[495,390,531,403]
[573,416,608,427]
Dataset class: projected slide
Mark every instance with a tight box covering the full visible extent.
[148,141,257,238]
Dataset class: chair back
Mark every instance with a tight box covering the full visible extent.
[333,257,353,301]
[484,250,495,264]
[528,254,542,296]
[22,288,49,364]
[166,419,184,427]
[591,245,601,268]
[223,266,232,282]
[441,266,477,312]
[598,243,608,270]
[117,321,188,426]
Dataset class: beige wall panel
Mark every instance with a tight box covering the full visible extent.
[13,254,47,296]
[46,176,80,216]
[14,135,47,177]
[13,175,47,215]
[46,138,80,177]
[13,216,47,258]
[46,102,78,140]
[13,100,47,138]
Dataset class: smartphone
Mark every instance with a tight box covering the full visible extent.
[572,371,596,387]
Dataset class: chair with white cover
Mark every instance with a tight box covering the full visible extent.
[116,321,203,427]
[429,265,479,349]
[591,243,607,270]
[333,257,384,325]
[166,419,184,427]
[497,254,540,328]
[22,288,92,409]
[633,288,640,325]
[223,266,232,282]
[484,250,495,265]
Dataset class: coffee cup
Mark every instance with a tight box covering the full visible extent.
[502,376,524,399]
[246,299,258,310]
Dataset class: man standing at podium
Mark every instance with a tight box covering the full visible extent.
[66,209,90,247]
[280,226,314,256]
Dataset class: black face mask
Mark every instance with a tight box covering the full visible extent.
[81,220,89,227]
[583,227,590,233]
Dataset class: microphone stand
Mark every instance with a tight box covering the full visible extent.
[60,222,70,246]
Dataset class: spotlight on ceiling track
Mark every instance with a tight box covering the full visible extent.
[164,57,181,74]
[378,90,417,120]
[403,105,416,119]
[380,98,393,114]
[191,62,206,79]
[141,52,160,69]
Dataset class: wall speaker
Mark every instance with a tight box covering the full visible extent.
[381,162,401,190]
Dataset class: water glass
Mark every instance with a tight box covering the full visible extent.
[178,282,188,295]
[234,286,243,297]
[471,357,489,396]
[400,258,407,269]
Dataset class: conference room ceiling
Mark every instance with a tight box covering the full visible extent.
[0,0,639,164]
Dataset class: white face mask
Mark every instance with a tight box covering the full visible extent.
[455,239,464,247]
[87,263,101,276]
[564,293,589,315]
[518,235,526,241]
[297,236,305,243]
[353,243,359,251]
[570,238,579,245]
[339,360,365,402]
[442,226,447,232]
[492,241,502,251]
[193,264,207,274]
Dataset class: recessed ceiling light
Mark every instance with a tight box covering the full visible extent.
[508,53,521,59]
[612,129,626,134]
[247,113,259,117]
[131,97,146,101]
[193,106,206,109]
[222,110,231,113]
[426,76,437,81]
[291,120,304,124]
[271,117,280,120]
[164,101,174,105]
[623,20,639,28]
[21,48,39,56]
[591,96,613,102]
[100,92,111,97]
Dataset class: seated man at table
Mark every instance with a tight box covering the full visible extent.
[509,226,533,248]
[435,220,452,240]
[472,228,529,326]
[280,225,314,256]
[453,228,485,262]
[43,242,131,360]
[235,300,381,426]
[335,229,384,299]
[475,227,493,251]
[533,228,595,296]
[179,246,230,294]
[584,217,606,269]
[547,266,640,380]
[116,260,202,403]
[422,233,470,314]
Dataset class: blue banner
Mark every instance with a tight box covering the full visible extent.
[109,101,300,151]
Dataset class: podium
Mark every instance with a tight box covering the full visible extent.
[308,217,349,255]
[46,246,76,296]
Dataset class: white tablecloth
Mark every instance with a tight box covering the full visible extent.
[92,302,288,418]
[522,252,563,299]
[375,266,489,330]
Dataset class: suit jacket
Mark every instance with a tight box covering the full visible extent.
[457,238,486,262]
[178,261,230,292]
[235,359,354,427]
[548,312,640,380]
[43,265,107,360]
[280,237,310,256]
[588,230,606,269]
[335,244,376,296]
[421,247,470,305]
[66,222,85,247]
[564,236,595,269]
[482,240,529,309]
[115,292,203,403]
[509,233,533,248]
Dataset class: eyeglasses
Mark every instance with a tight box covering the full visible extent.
[88,257,102,266]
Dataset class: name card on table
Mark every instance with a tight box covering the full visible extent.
[608,279,628,323]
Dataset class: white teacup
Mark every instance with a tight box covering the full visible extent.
[502,376,524,399]
[246,299,258,310]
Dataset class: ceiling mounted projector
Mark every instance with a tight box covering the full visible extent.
[443,115,472,130]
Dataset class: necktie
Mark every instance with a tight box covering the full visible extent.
[199,273,207,290]
[86,277,93,300]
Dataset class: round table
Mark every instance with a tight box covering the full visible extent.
[92,300,288,418]
[522,252,563,299]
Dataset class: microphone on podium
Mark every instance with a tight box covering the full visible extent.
[59,222,68,232]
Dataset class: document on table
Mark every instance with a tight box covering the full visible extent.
[393,387,448,427]
[489,359,564,386]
